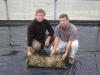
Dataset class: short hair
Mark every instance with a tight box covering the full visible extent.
[59,13,69,20]
[35,9,46,16]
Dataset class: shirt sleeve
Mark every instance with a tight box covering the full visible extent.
[27,21,34,47]
[46,20,54,37]
[54,25,60,37]
[69,28,78,41]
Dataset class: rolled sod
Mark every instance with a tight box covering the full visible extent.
[26,54,68,69]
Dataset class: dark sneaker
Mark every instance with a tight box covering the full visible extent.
[68,58,75,65]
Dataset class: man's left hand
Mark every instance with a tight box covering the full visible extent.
[45,36,51,47]
[45,39,50,47]
[62,53,67,60]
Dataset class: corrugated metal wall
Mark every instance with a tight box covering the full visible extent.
[0,0,100,20]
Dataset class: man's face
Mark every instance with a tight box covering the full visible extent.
[59,17,69,28]
[36,13,45,22]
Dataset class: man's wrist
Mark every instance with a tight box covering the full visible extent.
[65,49,68,54]
[27,46,32,48]
[51,47,54,51]
[48,37,51,41]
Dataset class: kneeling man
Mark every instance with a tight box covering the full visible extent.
[27,9,54,56]
[50,14,79,64]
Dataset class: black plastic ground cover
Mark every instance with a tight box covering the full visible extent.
[0,24,100,75]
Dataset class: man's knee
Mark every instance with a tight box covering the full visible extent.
[69,40,79,58]
[32,40,41,52]
[71,40,79,49]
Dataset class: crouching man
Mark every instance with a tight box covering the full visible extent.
[27,9,54,56]
[50,14,79,64]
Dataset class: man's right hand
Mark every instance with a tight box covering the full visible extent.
[50,48,56,56]
[27,47,32,56]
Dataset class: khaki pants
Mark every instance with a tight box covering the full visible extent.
[32,37,55,52]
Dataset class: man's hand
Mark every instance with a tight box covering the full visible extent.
[45,39,50,47]
[62,53,67,60]
[45,36,51,47]
[62,40,72,60]
[27,47,32,56]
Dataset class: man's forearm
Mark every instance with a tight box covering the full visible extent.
[65,41,72,54]
[27,33,33,46]
[53,37,59,51]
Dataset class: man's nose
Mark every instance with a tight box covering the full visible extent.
[61,21,64,24]
[40,16,43,19]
